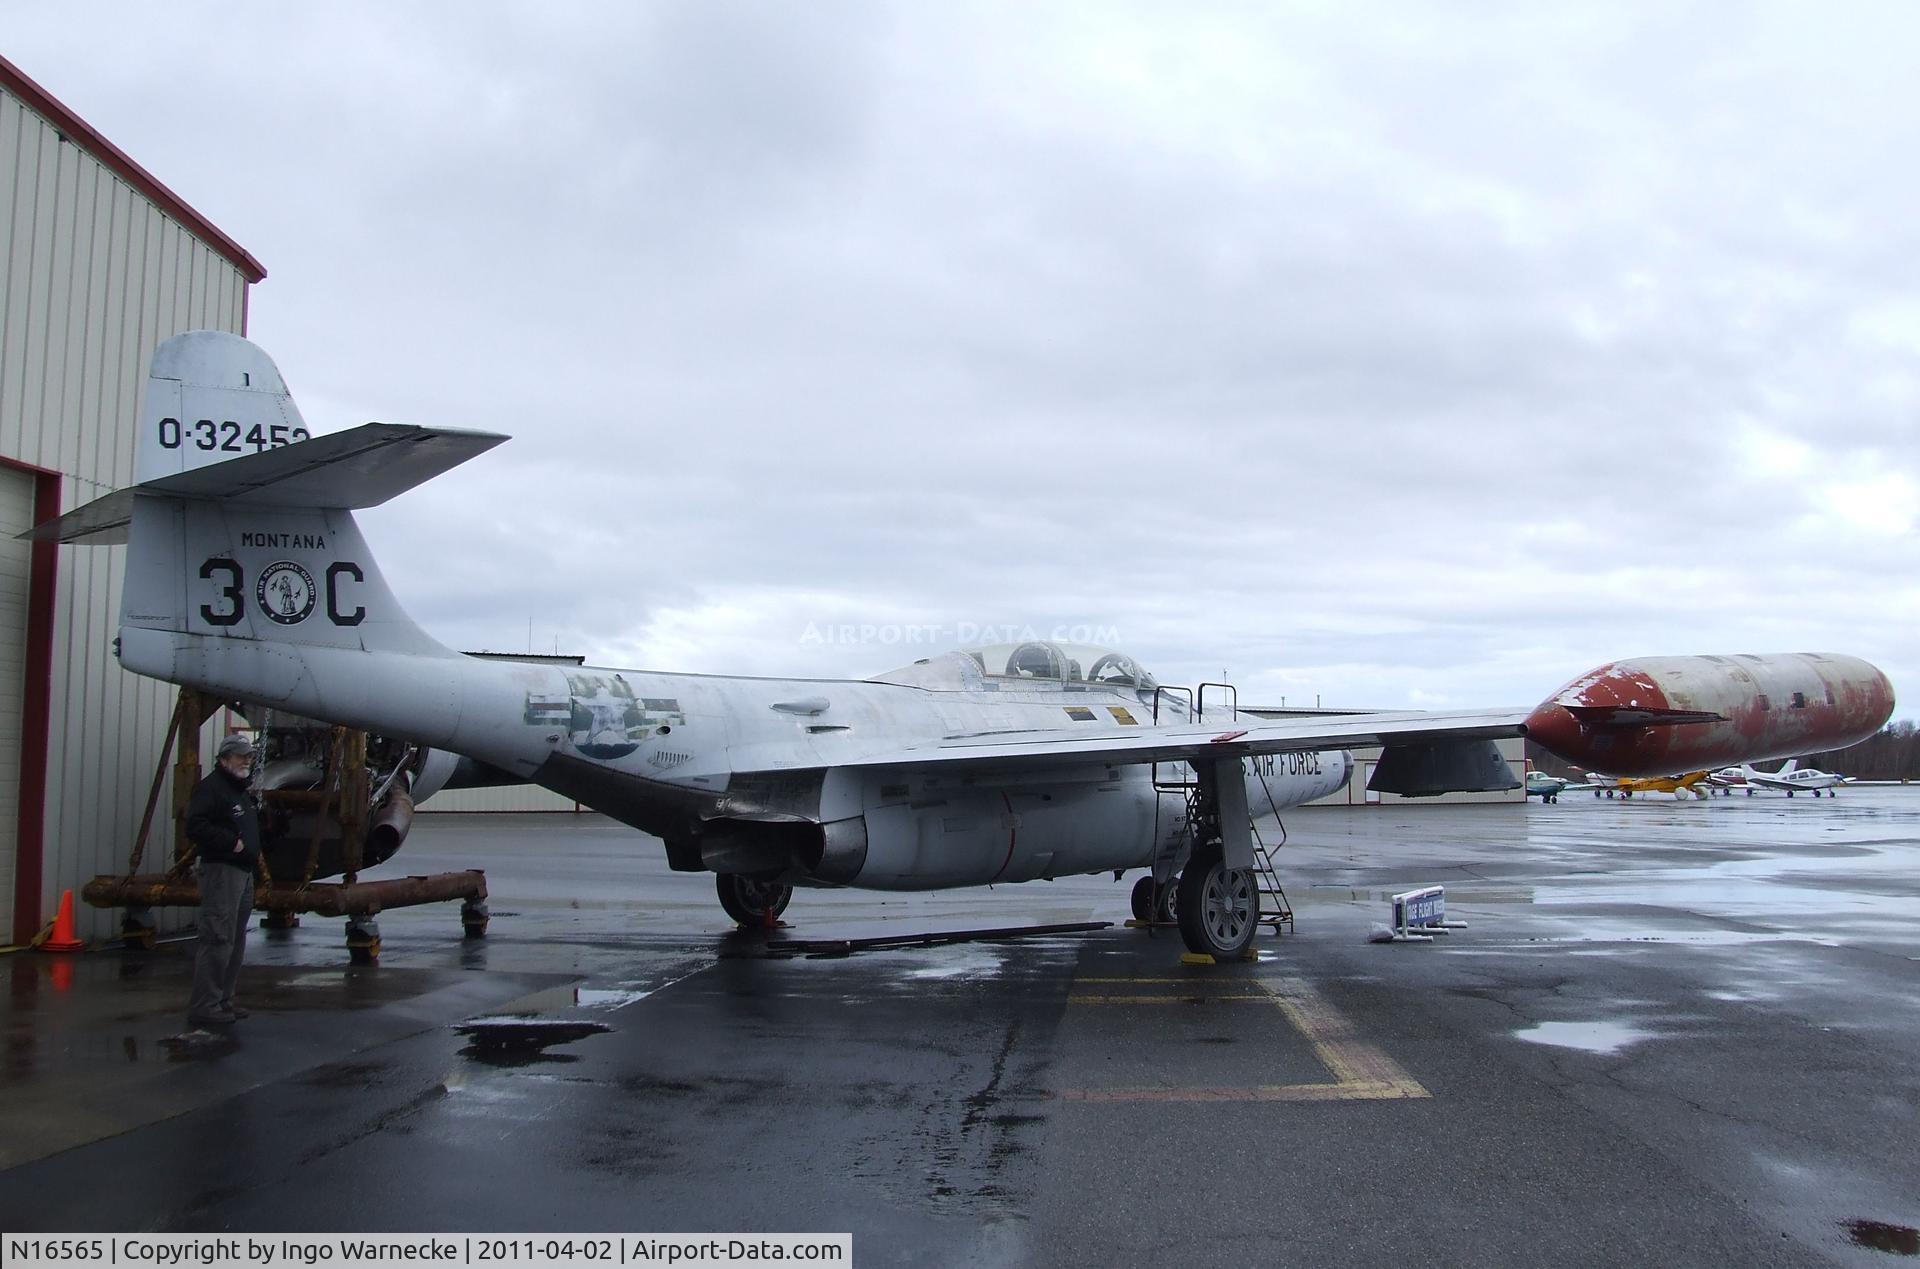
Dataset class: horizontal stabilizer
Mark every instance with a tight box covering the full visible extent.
[1562,705,1724,728]
[25,423,508,545]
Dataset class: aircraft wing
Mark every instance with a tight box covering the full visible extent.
[773,707,1530,776]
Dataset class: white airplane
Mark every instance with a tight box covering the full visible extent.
[1712,760,1850,796]
[29,333,1895,961]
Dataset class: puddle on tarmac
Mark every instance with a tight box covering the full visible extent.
[573,966,708,1009]
[899,945,1007,981]
[453,1018,611,1065]
[1528,929,1841,948]
[1845,1219,1920,1255]
[1513,1020,1654,1054]
[574,988,654,1009]
[159,1030,238,1061]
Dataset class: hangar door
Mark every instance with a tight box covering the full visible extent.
[0,466,32,930]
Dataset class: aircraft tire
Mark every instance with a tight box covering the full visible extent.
[716,874,792,926]
[1129,876,1179,924]
[1176,849,1259,961]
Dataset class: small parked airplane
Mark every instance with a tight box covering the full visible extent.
[1711,760,1850,797]
[1592,770,1715,800]
[28,333,1899,960]
[1524,771,1594,803]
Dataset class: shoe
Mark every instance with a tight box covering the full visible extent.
[187,1010,237,1028]
[221,1003,250,1019]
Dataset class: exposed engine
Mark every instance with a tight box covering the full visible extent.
[242,706,453,882]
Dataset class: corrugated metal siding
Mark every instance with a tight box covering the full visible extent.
[0,467,31,924]
[1,86,249,939]
[421,785,584,814]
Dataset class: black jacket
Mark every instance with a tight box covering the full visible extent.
[187,766,262,872]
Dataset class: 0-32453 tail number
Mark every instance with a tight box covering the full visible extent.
[158,416,310,454]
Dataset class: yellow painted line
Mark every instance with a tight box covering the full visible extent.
[1057,976,1430,1104]
[1263,976,1427,1097]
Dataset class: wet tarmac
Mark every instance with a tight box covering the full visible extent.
[4,788,1920,1265]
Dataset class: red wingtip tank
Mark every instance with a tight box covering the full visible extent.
[1526,653,1895,778]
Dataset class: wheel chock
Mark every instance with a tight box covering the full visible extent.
[460,898,490,939]
[1124,919,1149,929]
[345,916,381,964]
[1180,952,1216,965]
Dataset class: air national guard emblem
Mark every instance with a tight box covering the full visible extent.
[256,561,317,625]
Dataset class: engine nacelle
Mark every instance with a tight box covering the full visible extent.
[811,768,1160,890]
[804,752,1351,890]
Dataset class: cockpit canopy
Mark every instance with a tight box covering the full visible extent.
[874,642,1157,692]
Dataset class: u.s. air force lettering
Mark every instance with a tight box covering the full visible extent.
[257,561,318,624]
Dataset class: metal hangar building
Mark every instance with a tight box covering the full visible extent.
[0,54,264,943]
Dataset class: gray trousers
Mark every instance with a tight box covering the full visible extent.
[189,861,254,1019]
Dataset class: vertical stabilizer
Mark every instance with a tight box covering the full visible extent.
[21,332,509,742]
[136,331,312,484]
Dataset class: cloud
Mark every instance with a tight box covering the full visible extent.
[8,0,1916,714]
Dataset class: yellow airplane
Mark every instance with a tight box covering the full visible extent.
[1594,770,1713,800]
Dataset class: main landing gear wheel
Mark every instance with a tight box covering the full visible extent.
[1129,875,1177,923]
[1177,851,1259,960]
[716,874,792,927]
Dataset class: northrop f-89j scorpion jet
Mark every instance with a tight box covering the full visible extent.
[32,334,1898,960]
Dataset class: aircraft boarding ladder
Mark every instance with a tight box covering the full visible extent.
[1144,682,1293,936]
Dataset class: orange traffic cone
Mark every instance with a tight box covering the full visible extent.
[41,889,85,952]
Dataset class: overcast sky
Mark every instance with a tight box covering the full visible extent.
[8,3,1917,713]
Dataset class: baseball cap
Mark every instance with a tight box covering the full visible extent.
[216,734,254,759]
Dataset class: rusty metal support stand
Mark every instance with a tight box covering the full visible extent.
[109,688,219,949]
[85,694,490,959]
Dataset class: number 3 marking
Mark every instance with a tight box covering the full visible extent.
[199,558,243,626]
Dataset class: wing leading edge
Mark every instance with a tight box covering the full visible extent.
[747,707,1531,777]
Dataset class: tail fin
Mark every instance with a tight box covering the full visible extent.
[27,331,506,716]
[1777,758,1798,775]
[137,330,315,485]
